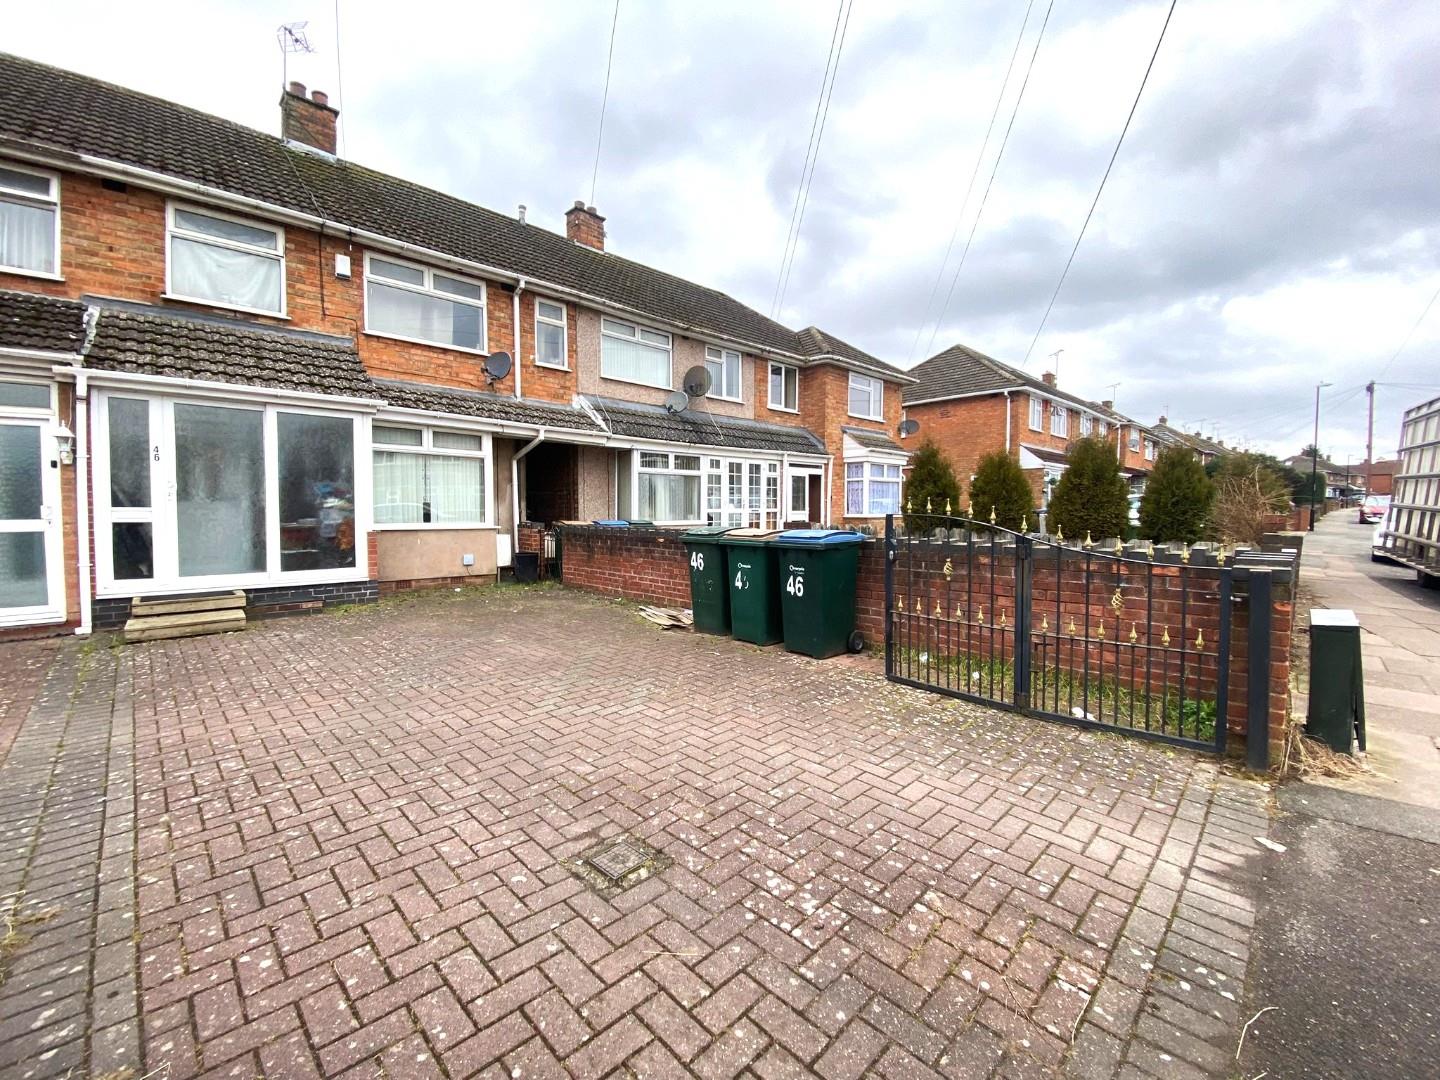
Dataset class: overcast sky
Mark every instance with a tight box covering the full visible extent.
[9,0,1438,462]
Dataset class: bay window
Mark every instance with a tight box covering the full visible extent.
[637,451,701,523]
[769,363,798,412]
[845,460,903,517]
[1028,395,1044,431]
[365,254,485,352]
[601,317,671,387]
[848,373,883,420]
[167,203,284,314]
[705,345,742,400]
[0,163,59,277]
[535,299,567,368]
[373,425,488,526]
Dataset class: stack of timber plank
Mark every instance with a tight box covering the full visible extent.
[122,591,246,643]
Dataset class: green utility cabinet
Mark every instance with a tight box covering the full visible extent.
[773,529,866,658]
[1306,608,1366,754]
[681,526,737,634]
[721,529,785,645]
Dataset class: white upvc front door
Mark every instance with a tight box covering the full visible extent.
[0,418,66,627]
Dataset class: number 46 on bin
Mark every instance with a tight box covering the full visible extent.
[786,573,804,597]
[690,551,705,571]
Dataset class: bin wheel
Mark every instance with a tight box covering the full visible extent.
[847,630,865,654]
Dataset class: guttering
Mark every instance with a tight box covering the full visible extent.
[374,404,609,445]
[73,370,92,636]
[0,345,85,366]
[512,428,546,558]
[512,277,525,400]
[56,366,386,411]
[1004,389,1012,452]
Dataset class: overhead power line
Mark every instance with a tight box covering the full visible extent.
[772,0,854,319]
[907,0,1036,365]
[590,0,622,207]
[1021,0,1178,366]
[1376,278,1440,379]
[923,0,1055,360]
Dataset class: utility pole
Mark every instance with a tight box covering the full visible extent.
[1310,381,1332,531]
[1365,380,1376,497]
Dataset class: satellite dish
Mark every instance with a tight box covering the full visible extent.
[663,390,690,414]
[899,418,920,437]
[681,365,712,399]
[483,351,513,382]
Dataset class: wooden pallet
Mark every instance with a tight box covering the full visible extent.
[123,591,247,643]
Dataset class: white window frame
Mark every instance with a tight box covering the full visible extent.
[768,362,799,413]
[1144,438,1156,461]
[1028,395,1044,431]
[1050,405,1069,438]
[0,377,57,417]
[372,424,494,530]
[534,298,568,369]
[704,345,743,402]
[1080,413,1093,437]
[90,391,370,597]
[1128,426,1141,452]
[363,251,487,354]
[165,201,286,316]
[600,317,673,390]
[635,450,704,526]
[0,161,61,280]
[843,455,905,518]
[1098,419,1109,438]
[848,372,884,421]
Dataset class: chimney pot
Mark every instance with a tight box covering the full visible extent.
[1041,371,1056,386]
[518,204,527,223]
[565,200,607,251]
[1158,415,1168,425]
[288,81,306,97]
[310,89,328,106]
[280,83,338,155]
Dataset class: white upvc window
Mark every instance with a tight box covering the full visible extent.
[373,424,491,528]
[637,450,702,524]
[768,362,798,412]
[704,345,742,401]
[601,317,672,388]
[365,253,485,352]
[848,373,883,420]
[1128,426,1141,452]
[534,299,568,368]
[844,459,903,517]
[0,162,60,278]
[1051,405,1069,437]
[1144,438,1156,461]
[1098,419,1109,438]
[1028,395,1044,431]
[166,203,285,315]
[1080,413,1093,437]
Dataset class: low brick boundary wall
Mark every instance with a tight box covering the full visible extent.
[559,524,1294,761]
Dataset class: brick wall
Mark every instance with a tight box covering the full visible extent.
[559,525,1293,762]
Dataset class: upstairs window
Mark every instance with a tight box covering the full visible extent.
[1098,420,1109,438]
[167,204,284,314]
[1028,395,1044,431]
[705,345,742,401]
[535,299,567,368]
[1129,426,1141,452]
[366,254,485,352]
[768,362,798,412]
[848,373,883,420]
[0,163,59,277]
[1144,438,1156,461]
[1080,413,1093,437]
[601,317,671,388]
[1051,405,1069,437]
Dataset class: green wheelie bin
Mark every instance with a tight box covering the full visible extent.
[721,529,785,645]
[681,526,737,634]
[774,529,866,658]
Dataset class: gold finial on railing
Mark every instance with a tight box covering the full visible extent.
[906,496,913,513]
[1195,628,1205,650]
[1129,623,1138,643]
[999,610,1008,628]
[1110,588,1124,613]
[1096,623,1106,641]
[1114,537,1124,556]
[916,596,923,614]
[945,497,952,515]
[989,505,998,525]
[926,497,933,513]
[1216,547,1227,566]
[1084,530,1093,549]
[1162,627,1171,647]
[1041,614,1049,633]
[1021,514,1029,534]
[1068,615,1077,636]
[935,599,943,619]
[1147,540,1156,559]
[1056,524,1064,542]
[942,557,954,580]
[977,606,985,625]
[1181,544,1191,565]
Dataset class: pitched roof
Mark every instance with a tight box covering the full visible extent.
[0,289,87,354]
[585,397,825,455]
[84,302,375,399]
[903,342,1095,411]
[0,52,902,376]
[842,425,904,452]
[375,379,602,433]
[796,327,913,381]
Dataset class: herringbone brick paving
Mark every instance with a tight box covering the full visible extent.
[1,587,1265,1078]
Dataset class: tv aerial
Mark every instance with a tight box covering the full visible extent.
[483,351,513,386]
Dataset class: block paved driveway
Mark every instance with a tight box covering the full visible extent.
[0,587,1272,1079]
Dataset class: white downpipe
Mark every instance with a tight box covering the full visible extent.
[74,372,92,636]
[512,278,525,400]
[511,428,545,559]
[1004,389,1012,452]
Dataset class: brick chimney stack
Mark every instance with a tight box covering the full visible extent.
[565,201,606,250]
[1041,371,1056,387]
[1158,415,1168,425]
[280,81,338,155]
[1102,399,1114,410]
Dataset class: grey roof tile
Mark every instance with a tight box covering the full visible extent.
[841,425,903,452]
[84,303,375,398]
[0,289,87,354]
[903,342,1096,412]
[796,326,913,381]
[585,396,824,455]
[375,379,602,432]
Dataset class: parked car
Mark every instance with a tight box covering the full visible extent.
[1358,494,1390,524]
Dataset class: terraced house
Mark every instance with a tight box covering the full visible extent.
[0,54,911,636]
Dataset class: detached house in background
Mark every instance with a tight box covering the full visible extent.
[901,343,1154,521]
[0,53,912,636]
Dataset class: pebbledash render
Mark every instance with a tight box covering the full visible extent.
[0,52,915,636]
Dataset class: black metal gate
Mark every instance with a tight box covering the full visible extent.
[884,514,1231,752]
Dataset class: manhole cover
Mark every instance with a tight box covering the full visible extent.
[567,834,672,897]
[587,840,648,881]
